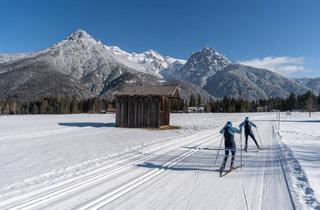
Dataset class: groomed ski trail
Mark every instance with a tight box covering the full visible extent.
[100,120,296,210]
[0,119,298,210]
[0,130,220,210]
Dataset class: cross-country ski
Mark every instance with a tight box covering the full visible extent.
[219,164,244,177]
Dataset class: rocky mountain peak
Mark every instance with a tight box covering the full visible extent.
[190,47,230,66]
[142,49,165,62]
[168,47,230,87]
[68,29,93,40]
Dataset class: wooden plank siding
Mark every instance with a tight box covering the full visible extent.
[115,85,180,128]
[115,95,168,128]
[116,95,170,128]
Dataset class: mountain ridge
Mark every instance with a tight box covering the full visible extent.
[0,29,210,102]
[0,29,314,101]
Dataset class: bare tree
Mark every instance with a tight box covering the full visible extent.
[305,91,315,117]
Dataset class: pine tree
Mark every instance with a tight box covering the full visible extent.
[196,94,201,107]
[189,95,196,107]
[286,93,297,111]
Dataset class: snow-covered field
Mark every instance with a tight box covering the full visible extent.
[0,113,319,209]
[276,112,320,209]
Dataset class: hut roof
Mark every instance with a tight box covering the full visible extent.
[116,85,180,98]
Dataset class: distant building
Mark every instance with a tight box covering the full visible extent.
[188,106,205,113]
[115,86,181,128]
[256,106,270,112]
[106,104,116,113]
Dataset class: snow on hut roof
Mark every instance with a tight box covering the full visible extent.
[116,85,180,98]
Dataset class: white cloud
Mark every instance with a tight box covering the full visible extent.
[239,56,305,76]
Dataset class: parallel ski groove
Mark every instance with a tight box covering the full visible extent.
[185,170,199,210]
[77,138,213,210]
[2,130,219,210]
[273,123,297,210]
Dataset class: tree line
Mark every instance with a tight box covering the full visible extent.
[0,96,113,114]
[190,90,320,113]
[0,91,319,114]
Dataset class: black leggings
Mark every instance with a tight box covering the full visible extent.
[221,149,236,168]
[225,149,236,156]
[245,133,259,148]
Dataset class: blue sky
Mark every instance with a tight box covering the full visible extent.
[0,0,319,77]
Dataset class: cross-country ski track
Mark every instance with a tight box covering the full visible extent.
[0,116,298,210]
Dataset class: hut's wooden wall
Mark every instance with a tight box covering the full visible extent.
[160,96,170,126]
[116,96,162,128]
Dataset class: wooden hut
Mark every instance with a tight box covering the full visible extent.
[115,86,180,128]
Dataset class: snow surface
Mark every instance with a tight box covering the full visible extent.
[276,112,320,209]
[0,113,318,209]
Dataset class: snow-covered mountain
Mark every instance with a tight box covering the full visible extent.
[164,47,229,87]
[104,46,186,77]
[166,47,309,100]
[0,29,312,101]
[204,64,309,100]
[0,29,209,101]
[0,30,186,78]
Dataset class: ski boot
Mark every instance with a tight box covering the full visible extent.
[230,156,235,171]
[219,166,225,177]
[219,161,227,177]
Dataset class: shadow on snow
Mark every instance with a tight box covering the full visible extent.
[256,119,320,123]
[58,122,115,128]
[136,161,217,172]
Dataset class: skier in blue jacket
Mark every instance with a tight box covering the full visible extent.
[219,121,240,174]
[239,117,260,152]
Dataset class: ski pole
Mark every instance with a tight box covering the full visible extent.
[255,127,264,148]
[240,131,243,166]
[214,135,223,166]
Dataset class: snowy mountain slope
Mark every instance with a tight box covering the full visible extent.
[0,61,93,101]
[0,30,124,78]
[0,53,30,64]
[295,77,320,94]
[165,47,310,100]
[104,46,186,77]
[204,64,309,100]
[165,47,230,87]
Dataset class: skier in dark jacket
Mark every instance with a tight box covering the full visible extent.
[239,117,260,152]
[219,121,240,174]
